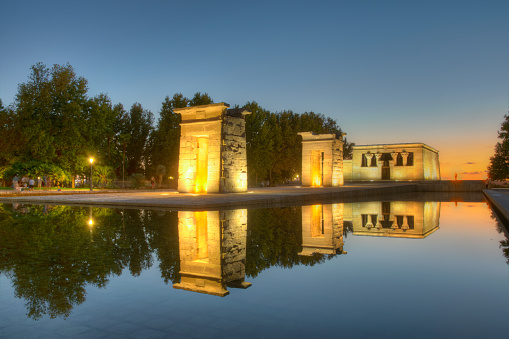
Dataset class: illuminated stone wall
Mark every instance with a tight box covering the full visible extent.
[343,201,440,238]
[298,132,345,187]
[175,103,250,193]
[221,111,249,193]
[423,147,441,180]
[345,143,440,181]
[299,204,345,256]
[173,209,250,296]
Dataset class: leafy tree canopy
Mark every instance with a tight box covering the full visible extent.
[488,113,509,180]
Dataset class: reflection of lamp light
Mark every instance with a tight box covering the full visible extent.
[89,158,94,192]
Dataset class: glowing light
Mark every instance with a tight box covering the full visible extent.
[89,158,94,164]
[311,150,323,187]
[88,219,94,226]
[160,193,169,196]
[195,137,209,193]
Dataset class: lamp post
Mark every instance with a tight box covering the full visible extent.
[89,158,94,192]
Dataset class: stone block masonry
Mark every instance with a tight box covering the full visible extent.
[298,132,346,187]
[175,103,250,193]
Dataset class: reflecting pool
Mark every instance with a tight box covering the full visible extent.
[1,197,508,338]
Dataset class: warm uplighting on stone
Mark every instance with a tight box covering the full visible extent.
[310,150,323,187]
[173,209,251,296]
[299,204,346,256]
[343,143,440,181]
[298,132,346,187]
[175,103,251,193]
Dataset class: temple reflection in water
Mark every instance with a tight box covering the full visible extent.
[0,199,446,319]
[344,201,441,238]
[173,209,251,296]
[299,204,346,256]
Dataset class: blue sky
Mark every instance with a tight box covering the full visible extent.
[1,0,508,179]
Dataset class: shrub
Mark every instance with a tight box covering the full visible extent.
[130,173,146,189]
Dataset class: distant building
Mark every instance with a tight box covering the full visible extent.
[343,143,440,181]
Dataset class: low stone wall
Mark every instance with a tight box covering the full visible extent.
[483,189,509,222]
[417,180,484,192]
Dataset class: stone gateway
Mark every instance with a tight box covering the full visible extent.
[298,132,346,187]
[175,103,250,193]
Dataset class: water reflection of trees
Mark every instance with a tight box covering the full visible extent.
[0,204,342,319]
[246,206,337,278]
[488,206,509,264]
[0,204,180,320]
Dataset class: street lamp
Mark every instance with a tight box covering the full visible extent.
[89,158,94,192]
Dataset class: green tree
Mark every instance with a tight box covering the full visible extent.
[86,94,124,166]
[93,165,115,188]
[121,103,153,175]
[11,63,93,187]
[244,101,275,185]
[488,113,509,180]
[0,100,17,186]
[188,92,213,106]
[146,94,187,187]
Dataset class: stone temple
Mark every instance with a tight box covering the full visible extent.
[174,103,250,193]
[298,132,346,187]
[343,143,440,181]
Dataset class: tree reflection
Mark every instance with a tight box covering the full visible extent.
[246,206,339,278]
[488,205,509,264]
[0,203,348,319]
[0,204,179,320]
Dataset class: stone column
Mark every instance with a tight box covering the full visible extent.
[365,215,373,229]
[401,216,409,230]
[401,152,409,166]
[375,153,382,167]
[365,153,374,167]
[390,152,398,163]
[391,214,399,229]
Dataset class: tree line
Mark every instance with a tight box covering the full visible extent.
[0,63,353,188]
[488,112,509,180]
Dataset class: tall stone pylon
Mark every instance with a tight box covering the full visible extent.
[174,103,251,193]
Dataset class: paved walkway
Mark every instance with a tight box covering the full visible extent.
[483,189,509,221]
[0,183,419,210]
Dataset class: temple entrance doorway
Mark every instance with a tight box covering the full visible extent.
[195,137,209,193]
[382,161,390,180]
[311,150,324,186]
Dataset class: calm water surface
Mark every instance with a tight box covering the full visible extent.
[1,198,508,338]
